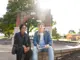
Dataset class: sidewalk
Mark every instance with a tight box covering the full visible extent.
[0,45,16,60]
[0,41,80,52]
[0,45,12,52]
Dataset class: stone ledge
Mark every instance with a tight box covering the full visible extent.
[38,52,48,60]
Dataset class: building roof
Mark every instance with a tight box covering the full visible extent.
[72,34,80,36]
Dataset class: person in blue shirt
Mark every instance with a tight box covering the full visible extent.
[32,23,54,60]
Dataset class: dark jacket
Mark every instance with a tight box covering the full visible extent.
[14,32,31,60]
[33,31,52,46]
[14,32,31,48]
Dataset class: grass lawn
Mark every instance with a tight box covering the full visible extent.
[0,36,8,39]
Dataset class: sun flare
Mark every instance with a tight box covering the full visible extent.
[37,0,52,10]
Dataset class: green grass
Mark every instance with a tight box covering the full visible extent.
[0,36,8,39]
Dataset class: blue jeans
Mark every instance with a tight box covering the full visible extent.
[32,46,54,60]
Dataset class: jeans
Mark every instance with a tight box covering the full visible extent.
[32,46,54,60]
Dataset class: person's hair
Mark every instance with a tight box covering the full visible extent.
[38,23,45,27]
[19,24,26,30]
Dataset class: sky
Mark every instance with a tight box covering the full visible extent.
[0,0,8,36]
[0,0,80,35]
[51,0,80,35]
[0,0,8,17]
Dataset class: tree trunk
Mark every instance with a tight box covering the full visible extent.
[8,32,10,38]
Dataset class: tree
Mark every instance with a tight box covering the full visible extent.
[51,21,56,26]
[0,0,38,37]
[26,17,38,35]
[0,18,4,33]
[78,29,80,34]
[68,30,76,34]
[63,34,66,38]
[52,28,61,40]
[8,0,38,35]
[55,33,61,40]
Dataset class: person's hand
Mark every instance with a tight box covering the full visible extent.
[23,45,27,53]
[45,44,50,48]
[27,47,30,51]
[37,45,40,49]
[23,45,30,53]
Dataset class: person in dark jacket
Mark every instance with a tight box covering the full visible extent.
[32,23,54,60]
[13,24,32,60]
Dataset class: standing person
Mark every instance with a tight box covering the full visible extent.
[12,24,32,60]
[32,23,54,60]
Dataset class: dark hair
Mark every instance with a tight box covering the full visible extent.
[19,24,26,30]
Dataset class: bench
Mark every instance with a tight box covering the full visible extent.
[38,52,48,60]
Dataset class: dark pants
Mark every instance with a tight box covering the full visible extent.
[16,49,32,60]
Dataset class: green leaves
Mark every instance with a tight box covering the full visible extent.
[26,17,38,34]
[52,28,61,40]
[69,30,76,34]
[0,0,38,36]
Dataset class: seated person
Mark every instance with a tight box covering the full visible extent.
[12,24,32,60]
[32,23,54,60]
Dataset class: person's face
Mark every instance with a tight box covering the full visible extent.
[38,24,45,32]
[21,25,26,33]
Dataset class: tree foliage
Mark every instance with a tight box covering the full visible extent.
[78,29,80,34]
[52,28,61,40]
[68,30,76,34]
[0,0,38,37]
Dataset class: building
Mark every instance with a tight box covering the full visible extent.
[66,33,80,40]
[8,0,52,33]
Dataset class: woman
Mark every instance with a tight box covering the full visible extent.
[13,24,32,60]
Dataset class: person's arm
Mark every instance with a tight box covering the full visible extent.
[47,31,52,46]
[23,34,31,47]
[33,32,37,46]
[14,33,18,45]
[27,35,31,47]
[23,34,31,53]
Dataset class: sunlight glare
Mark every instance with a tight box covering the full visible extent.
[38,0,52,10]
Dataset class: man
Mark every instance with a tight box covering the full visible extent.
[12,24,32,60]
[32,23,54,60]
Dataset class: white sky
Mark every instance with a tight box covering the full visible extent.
[0,0,80,35]
[51,0,80,35]
[0,0,8,17]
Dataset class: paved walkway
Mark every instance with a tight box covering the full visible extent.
[53,41,80,51]
[0,40,80,52]
[0,52,16,60]
[0,45,11,52]
[0,40,80,60]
